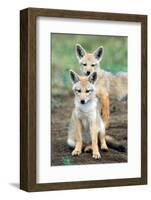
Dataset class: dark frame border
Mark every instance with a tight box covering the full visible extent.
[20,7,147,192]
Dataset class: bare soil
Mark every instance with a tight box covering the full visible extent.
[51,94,127,166]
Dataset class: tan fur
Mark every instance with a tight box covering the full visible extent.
[67,70,108,159]
[98,93,110,128]
[71,118,82,156]
[90,121,100,159]
[76,44,128,128]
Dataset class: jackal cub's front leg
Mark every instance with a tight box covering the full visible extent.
[72,118,82,156]
[90,121,101,159]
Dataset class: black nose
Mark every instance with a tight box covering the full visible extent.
[86,71,90,76]
[81,100,85,104]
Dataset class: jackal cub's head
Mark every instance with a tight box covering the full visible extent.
[69,70,97,105]
[75,44,104,76]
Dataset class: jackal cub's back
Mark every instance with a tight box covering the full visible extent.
[67,70,108,159]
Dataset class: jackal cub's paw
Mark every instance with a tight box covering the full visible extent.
[72,149,81,156]
[84,145,92,152]
[101,143,108,151]
[92,151,101,159]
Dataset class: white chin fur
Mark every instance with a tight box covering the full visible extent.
[67,138,75,148]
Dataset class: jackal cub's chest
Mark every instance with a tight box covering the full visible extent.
[75,99,97,129]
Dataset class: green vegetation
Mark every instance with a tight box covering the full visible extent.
[61,156,74,165]
[51,33,127,95]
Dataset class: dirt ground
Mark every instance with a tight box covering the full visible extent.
[51,94,127,166]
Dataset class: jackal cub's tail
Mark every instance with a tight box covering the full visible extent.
[105,135,126,152]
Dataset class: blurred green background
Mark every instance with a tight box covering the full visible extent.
[51,33,127,95]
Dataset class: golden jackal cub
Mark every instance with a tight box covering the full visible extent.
[75,44,128,127]
[67,70,108,159]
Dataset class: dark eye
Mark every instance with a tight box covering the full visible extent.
[86,89,92,93]
[91,64,96,67]
[83,63,87,66]
[76,89,81,93]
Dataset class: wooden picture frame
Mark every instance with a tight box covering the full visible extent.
[20,7,147,192]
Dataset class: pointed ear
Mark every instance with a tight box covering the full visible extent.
[69,70,80,84]
[88,71,97,84]
[75,44,86,59]
[93,46,104,61]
